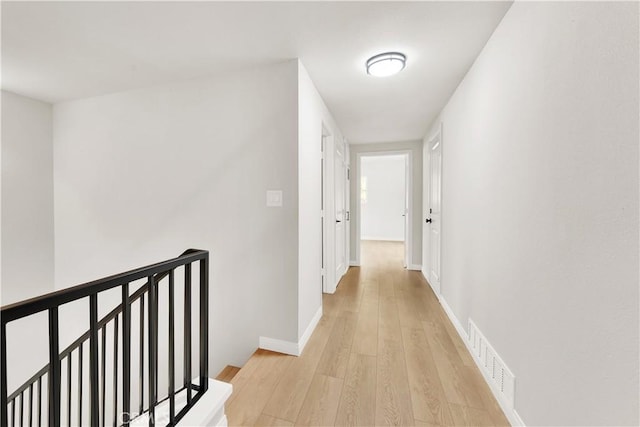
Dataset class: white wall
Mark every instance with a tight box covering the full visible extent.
[297,61,346,334]
[1,91,55,396]
[53,61,299,374]
[424,2,639,425]
[360,155,405,241]
[350,141,422,267]
[1,90,54,305]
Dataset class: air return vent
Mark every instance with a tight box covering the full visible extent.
[467,319,515,409]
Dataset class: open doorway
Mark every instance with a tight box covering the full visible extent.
[358,153,410,267]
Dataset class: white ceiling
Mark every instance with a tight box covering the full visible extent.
[1,1,511,143]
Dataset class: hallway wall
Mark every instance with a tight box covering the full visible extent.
[53,61,299,374]
[1,90,55,394]
[297,61,346,337]
[1,90,54,304]
[424,2,639,425]
[360,155,405,241]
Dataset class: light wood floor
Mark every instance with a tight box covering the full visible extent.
[217,365,241,383]
[225,241,509,426]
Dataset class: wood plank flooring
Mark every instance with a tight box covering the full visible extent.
[226,241,509,426]
[217,365,241,383]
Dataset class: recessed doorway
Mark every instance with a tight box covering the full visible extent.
[357,152,410,267]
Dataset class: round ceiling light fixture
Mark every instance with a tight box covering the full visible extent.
[366,52,407,77]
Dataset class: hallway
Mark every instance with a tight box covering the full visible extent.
[225,241,509,426]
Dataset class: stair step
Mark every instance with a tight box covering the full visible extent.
[216,365,241,383]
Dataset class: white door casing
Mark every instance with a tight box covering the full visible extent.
[334,140,346,284]
[426,128,442,296]
[403,154,410,268]
[321,134,326,292]
[344,145,350,277]
[422,138,429,279]
[355,150,412,268]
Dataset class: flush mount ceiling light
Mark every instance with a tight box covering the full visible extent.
[366,52,407,77]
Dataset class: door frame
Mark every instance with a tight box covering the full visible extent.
[354,150,413,268]
[321,127,350,294]
[321,126,332,294]
[334,137,348,287]
[423,123,443,297]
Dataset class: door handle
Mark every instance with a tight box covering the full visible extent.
[425,218,432,223]
[336,220,342,223]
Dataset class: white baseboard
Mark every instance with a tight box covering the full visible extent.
[361,236,404,242]
[512,410,525,426]
[349,260,360,267]
[420,269,440,299]
[439,297,466,341]
[259,306,323,357]
[258,336,299,356]
[408,264,421,271]
[298,306,322,354]
[438,297,525,427]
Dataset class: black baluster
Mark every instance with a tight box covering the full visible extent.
[199,257,209,394]
[1,321,7,427]
[89,295,100,427]
[66,354,71,427]
[78,344,83,425]
[138,294,144,416]
[101,326,106,427]
[37,377,42,427]
[122,284,131,426]
[48,308,61,427]
[147,276,156,427]
[168,270,175,424]
[183,264,192,403]
[154,283,158,402]
[113,316,118,427]
[28,384,32,427]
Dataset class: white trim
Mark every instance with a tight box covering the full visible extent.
[423,124,443,297]
[421,269,440,300]
[258,336,299,356]
[438,296,525,427]
[439,297,465,339]
[407,264,422,271]
[361,236,404,242]
[298,306,323,354]
[512,410,525,427]
[167,378,231,426]
[259,306,323,357]
[349,260,360,267]
[355,150,413,268]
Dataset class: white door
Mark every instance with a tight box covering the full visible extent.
[428,132,442,295]
[403,155,409,268]
[422,142,430,277]
[321,135,326,291]
[335,143,346,283]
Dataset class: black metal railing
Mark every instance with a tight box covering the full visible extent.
[1,249,209,427]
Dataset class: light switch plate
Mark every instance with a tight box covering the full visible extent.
[266,190,283,207]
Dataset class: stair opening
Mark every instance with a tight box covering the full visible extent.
[1,249,210,427]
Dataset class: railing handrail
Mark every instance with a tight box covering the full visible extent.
[1,248,210,427]
[0,249,207,323]
[7,276,152,402]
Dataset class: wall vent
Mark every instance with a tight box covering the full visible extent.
[467,319,516,409]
